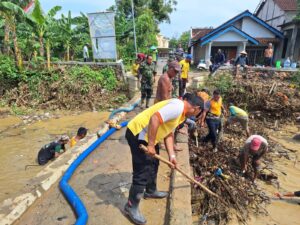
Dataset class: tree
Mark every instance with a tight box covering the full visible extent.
[178,31,190,52]
[0,1,26,69]
[296,0,300,21]
[29,0,61,58]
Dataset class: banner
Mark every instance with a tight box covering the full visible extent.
[87,12,117,60]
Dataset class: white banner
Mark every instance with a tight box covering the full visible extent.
[88,12,117,60]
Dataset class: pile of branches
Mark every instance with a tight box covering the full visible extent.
[225,75,300,121]
[190,126,273,224]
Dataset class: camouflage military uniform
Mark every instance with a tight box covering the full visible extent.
[139,61,157,107]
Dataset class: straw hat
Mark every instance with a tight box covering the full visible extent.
[240,50,247,55]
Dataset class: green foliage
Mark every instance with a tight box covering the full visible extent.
[0,54,19,80]
[290,69,300,88]
[206,73,233,95]
[169,31,190,51]
[296,0,300,21]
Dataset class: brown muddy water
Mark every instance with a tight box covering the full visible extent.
[0,111,109,203]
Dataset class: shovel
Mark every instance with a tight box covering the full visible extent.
[139,144,224,202]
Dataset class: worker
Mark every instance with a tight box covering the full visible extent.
[225,103,250,137]
[155,61,181,103]
[210,49,225,74]
[131,59,140,77]
[162,55,179,98]
[124,94,203,224]
[264,43,273,67]
[70,127,88,148]
[235,51,249,78]
[139,55,157,108]
[239,135,268,182]
[275,191,300,198]
[197,88,210,103]
[37,135,70,165]
[179,54,191,97]
[200,89,226,152]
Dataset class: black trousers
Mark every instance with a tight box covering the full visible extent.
[179,78,187,97]
[125,128,159,191]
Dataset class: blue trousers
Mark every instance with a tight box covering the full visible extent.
[204,118,221,148]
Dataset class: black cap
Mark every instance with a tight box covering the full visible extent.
[77,127,88,136]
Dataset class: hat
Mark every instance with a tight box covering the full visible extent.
[186,54,192,60]
[60,135,70,141]
[168,60,181,72]
[250,138,262,151]
[185,94,204,109]
[240,51,247,55]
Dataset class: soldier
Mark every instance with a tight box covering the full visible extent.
[139,55,157,108]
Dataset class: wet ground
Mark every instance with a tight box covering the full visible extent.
[0,111,109,203]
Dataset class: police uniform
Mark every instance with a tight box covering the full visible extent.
[139,61,157,107]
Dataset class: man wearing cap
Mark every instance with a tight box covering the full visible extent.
[124,94,203,224]
[155,61,181,103]
[235,51,249,78]
[239,135,268,181]
[139,55,157,108]
[37,135,70,165]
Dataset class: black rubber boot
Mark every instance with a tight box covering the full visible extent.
[145,98,150,108]
[144,182,168,199]
[124,185,147,225]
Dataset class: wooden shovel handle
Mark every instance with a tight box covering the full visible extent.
[139,144,222,200]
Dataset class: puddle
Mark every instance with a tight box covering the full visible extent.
[0,111,109,202]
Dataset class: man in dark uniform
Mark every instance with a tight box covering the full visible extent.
[37,135,70,165]
[139,55,157,108]
[124,94,204,224]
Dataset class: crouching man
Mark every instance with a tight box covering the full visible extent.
[239,135,268,181]
[124,95,203,224]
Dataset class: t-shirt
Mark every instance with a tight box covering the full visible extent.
[179,59,190,79]
[83,46,89,58]
[244,135,268,155]
[229,106,248,118]
[38,141,64,165]
[131,63,139,76]
[70,137,77,148]
[138,99,184,141]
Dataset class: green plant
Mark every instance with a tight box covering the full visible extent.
[290,69,300,88]
[206,73,233,95]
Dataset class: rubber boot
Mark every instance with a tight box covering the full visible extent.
[145,98,150,108]
[144,181,168,199]
[140,98,145,109]
[124,185,147,225]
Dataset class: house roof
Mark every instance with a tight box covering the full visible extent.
[191,28,214,41]
[273,0,297,11]
[190,10,284,47]
[200,26,259,46]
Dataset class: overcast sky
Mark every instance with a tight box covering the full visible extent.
[40,0,262,38]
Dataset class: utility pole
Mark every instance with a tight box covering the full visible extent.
[131,0,138,56]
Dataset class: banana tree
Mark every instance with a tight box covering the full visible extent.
[0,1,26,69]
[29,0,61,60]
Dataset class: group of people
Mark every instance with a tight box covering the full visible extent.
[209,43,274,77]
[37,127,88,165]
[124,53,273,224]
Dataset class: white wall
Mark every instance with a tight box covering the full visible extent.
[213,31,248,42]
[242,17,275,38]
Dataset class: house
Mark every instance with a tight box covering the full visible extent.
[156,34,169,57]
[189,10,284,65]
[255,0,300,62]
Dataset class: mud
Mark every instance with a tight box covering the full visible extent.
[0,111,109,203]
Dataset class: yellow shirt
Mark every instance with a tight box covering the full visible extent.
[127,99,186,144]
[179,59,190,79]
[131,63,139,76]
[70,137,77,148]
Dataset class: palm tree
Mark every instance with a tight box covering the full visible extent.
[0,1,26,69]
[28,0,61,67]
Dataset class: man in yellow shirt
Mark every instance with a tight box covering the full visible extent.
[70,127,88,147]
[124,94,203,224]
[131,59,140,77]
[179,54,191,97]
[225,103,250,137]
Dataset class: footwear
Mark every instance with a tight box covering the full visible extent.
[124,185,147,225]
[144,191,168,199]
[144,182,168,199]
[145,99,150,108]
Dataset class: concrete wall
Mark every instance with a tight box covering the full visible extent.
[241,17,275,38]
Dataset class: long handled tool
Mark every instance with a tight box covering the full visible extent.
[139,144,224,201]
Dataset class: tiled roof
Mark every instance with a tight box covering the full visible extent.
[191,29,214,41]
[274,0,297,11]
[256,38,281,44]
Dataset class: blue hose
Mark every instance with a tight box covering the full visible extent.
[109,100,140,119]
[59,121,129,225]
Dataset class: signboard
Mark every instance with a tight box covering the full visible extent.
[87,12,117,60]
